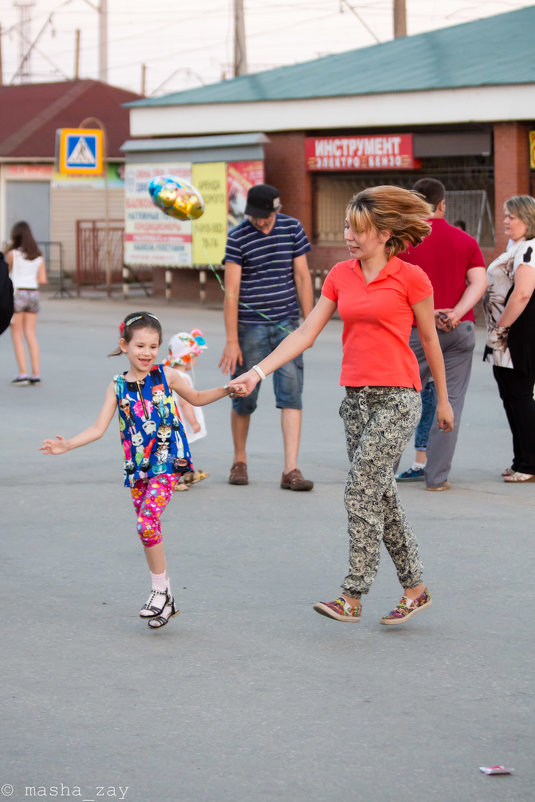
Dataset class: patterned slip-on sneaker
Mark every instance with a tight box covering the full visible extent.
[501,466,514,477]
[313,596,361,622]
[380,588,432,625]
[396,467,425,482]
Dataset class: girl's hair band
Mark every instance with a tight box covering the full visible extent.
[119,313,160,335]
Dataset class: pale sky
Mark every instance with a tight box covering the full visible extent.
[0,0,532,97]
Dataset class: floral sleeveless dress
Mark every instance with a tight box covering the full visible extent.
[114,365,192,488]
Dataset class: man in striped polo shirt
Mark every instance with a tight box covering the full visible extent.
[219,184,314,490]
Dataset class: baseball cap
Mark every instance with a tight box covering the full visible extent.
[245,184,282,218]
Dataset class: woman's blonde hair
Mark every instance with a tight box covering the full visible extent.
[346,185,432,256]
[504,196,535,240]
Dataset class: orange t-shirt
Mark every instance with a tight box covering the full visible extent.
[322,256,433,390]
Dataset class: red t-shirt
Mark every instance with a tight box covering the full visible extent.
[322,256,433,390]
[403,218,484,323]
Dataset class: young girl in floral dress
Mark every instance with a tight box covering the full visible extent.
[41,311,243,630]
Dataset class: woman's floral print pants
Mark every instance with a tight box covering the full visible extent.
[339,387,424,597]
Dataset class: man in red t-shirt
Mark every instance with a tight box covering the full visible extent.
[402,178,488,490]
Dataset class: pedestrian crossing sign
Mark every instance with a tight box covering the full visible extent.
[56,128,104,175]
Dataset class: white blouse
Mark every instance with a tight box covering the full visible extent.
[10,249,43,290]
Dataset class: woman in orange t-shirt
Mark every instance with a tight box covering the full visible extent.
[230,186,453,627]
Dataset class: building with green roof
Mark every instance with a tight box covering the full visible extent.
[122,6,535,295]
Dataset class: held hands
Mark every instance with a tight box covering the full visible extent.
[435,309,459,331]
[436,401,454,433]
[227,369,260,397]
[40,435,69,455]
[224,382,248,399]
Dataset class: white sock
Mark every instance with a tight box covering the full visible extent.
[412,461,426,470]
[151,571,167,593]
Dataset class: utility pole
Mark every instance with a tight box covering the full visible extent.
[141,63,146,96]
[98,0,108,82]
[74,28,80,79]
[393,0,407,38]
[234,0,247,77]
[14,0,35,83]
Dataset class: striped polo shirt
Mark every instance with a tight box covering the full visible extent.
[224,214,311,324]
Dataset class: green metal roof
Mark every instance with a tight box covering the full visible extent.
[128,7,535,108]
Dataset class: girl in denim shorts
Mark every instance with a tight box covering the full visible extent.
[6,221,47,386]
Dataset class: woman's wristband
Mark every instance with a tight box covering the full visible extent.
[252,364,266,381]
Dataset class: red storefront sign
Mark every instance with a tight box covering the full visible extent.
[305,135,415,171]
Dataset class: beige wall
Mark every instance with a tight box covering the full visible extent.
[50,186,124,276]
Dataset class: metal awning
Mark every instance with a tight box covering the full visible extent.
[121,133,269,164]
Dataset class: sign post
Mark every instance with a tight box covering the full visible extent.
[56,122,112,296]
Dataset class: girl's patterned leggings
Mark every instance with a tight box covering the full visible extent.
[131,473,178,548]
[339,387,424,597]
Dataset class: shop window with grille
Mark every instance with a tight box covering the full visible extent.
[313,156,495,248]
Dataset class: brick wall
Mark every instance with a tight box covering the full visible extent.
[493,121,531,254]
[264,132,313,240]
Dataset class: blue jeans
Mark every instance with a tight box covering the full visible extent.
[231,319,303,414]
[414,380,437,451]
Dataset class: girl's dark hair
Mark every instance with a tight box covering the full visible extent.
[108,311,162,357]
[346,185,432,256]
[8,221,42,260]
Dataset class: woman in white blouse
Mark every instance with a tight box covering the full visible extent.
[6,221,47,385]
[482,196,535,482]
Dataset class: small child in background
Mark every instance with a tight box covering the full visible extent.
[165,329,209,490]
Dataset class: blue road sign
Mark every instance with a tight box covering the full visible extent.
[56,128,104,175]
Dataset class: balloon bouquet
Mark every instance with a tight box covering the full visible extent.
[148,175,205,221]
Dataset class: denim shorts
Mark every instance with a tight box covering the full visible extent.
[14,288,40,314]
[231,319,303,414]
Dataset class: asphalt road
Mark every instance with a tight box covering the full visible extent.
[1,294,533,802]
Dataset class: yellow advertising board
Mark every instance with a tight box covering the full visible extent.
[192,162,227,265]
[530,131,535,169]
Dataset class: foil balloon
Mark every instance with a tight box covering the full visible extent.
[148,175,205,221]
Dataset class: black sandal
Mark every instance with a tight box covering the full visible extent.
[147,595,180,629]
[139,588,168,619]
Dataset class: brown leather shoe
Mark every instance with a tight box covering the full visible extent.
[229,461,248,485]
[280,468,313,491]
